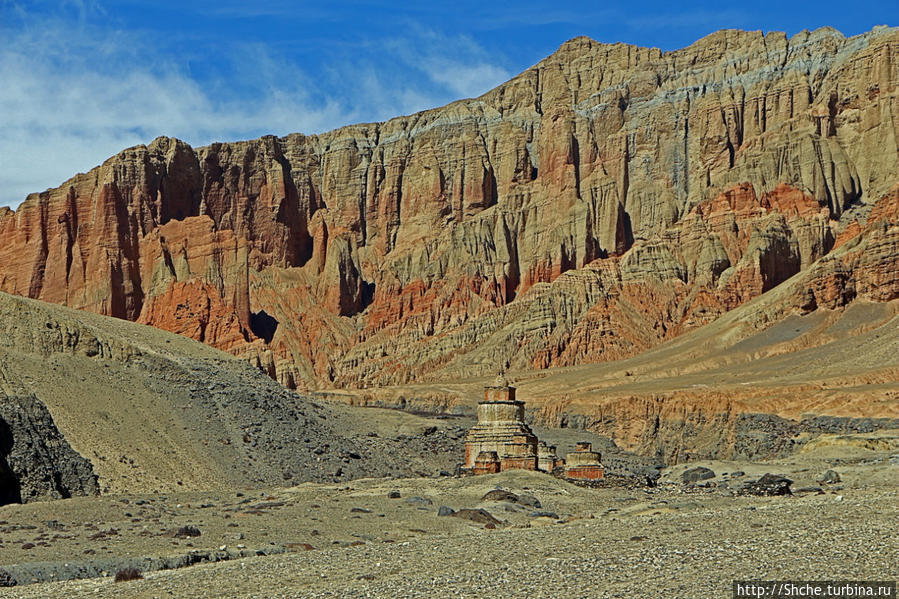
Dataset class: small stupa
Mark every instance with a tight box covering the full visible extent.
[463,371,539,473]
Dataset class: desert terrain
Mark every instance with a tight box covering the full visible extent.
[1,22,898,598]
[1,437,896,597]
[0,273,895,597]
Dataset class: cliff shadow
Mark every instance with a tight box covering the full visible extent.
[361,281,376,311]
[250,310,279,344]
[0,417,22,505]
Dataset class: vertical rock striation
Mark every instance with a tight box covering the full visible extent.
[0,26,897,389]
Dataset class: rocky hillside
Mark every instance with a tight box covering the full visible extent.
[0,27,897,390]
[345,285,899,462]
[0,291,475,497]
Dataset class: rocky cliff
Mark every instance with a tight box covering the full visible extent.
[1,26,897,390]
[0,387,99,504]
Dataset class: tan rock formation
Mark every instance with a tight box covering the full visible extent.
[0,26,897,390]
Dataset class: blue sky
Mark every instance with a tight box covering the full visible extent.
[1,0,896,208]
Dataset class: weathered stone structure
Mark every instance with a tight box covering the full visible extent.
[472,451,501,475]
[564,442,605,480]
[463,377,603,479]
[463,376,539,473]
[537,441,563,473]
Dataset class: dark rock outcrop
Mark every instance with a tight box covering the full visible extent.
[740,473,793,496]
[681,467,715,483]
[0,394,98,505]
[451,508,502,526]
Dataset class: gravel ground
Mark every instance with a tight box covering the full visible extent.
[6,481,896,598]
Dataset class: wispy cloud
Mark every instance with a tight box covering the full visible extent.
[0,11,511,208]
[0,19,338,207]
[382,27,513,99]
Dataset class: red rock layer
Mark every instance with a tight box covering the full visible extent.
[0,27,897,389]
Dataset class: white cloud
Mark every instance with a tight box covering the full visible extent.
[0,17,512,208]
[0,27,348,207]
[385,28,513,99]
[426,62,512,99]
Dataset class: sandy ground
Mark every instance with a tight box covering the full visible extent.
[2,433,896,598]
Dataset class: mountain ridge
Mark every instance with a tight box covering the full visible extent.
[9,26,894,201]
[0,25,897,393]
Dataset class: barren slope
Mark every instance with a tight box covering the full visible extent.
[0,291,471,496]
[4,450,897,598]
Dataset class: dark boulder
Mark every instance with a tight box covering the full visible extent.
[681,466,715,483]
[0,569,16,587]
[0,395,98,505]
[529,511,559,519]
[481,489,519,503]
[517,494,541,508]
[405,496,432,506]
[451,508,501,526]
[170,526,201,538]
[740,473,793,496]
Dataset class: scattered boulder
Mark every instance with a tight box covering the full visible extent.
[405,496,432,506]
[818,470,841,484]
[517,494,541,508]
[681,467,715,483]
[480,490,542,508]
[451,509,501,527]
[437,506,455,517]
[481,490,519,503]
[170,526,201,538]
[529,511,559,519]
[0,569,16,587]
[350,507,372,514]
[387,490,401,499]
[740,473,792,496]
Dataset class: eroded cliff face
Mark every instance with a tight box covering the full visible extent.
[1,26,897,390]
